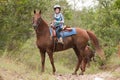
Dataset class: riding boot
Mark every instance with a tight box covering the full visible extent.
[58,37,64,44]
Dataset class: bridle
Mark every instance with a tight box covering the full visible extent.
[32,17,47,35]
[32,17,42,30]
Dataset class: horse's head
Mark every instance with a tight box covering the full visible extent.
[32,10,41,29]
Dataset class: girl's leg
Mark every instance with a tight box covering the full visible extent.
[56,27,61,39]
[56,27,63,43]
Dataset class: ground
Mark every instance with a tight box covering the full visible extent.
[0,67,120,80]
[0,57,120,80]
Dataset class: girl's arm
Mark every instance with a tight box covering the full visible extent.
[60,13,64,23]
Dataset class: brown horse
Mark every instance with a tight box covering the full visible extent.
[32,10,105,75]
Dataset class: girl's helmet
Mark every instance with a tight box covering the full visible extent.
[54,5,61,11]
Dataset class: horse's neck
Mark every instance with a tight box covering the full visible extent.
[36,18,50,37]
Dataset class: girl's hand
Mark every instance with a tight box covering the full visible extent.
[53,20,56,23]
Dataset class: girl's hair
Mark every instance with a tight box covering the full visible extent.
[54,7,61,11]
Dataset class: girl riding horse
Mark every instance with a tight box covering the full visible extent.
[51,5,64,44]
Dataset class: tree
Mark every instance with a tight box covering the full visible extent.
[0,0,52,55]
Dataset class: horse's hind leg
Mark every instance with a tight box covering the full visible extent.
[79,58,87,75]
[72,47,82,75]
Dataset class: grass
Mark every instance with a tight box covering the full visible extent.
[0,54,120,80]
[107,53,120,78]
[85,62,102,74]
[113,72,120,79]
[0,57,56,80]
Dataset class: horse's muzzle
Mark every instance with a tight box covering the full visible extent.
[33,23,37,27]
[33,24,38,29]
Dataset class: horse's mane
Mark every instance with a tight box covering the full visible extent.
[41,17,49,27]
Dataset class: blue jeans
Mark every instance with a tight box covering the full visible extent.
[56,26,62,39]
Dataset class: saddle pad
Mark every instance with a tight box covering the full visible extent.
[60,28,77,38]
[49,27,77,38]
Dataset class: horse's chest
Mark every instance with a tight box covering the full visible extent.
[36,39,51,48]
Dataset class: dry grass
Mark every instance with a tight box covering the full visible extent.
[0,57,56,80]
[0,54,120,80]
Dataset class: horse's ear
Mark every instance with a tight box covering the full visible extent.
[39,10,41,14]
[34,10,36,14]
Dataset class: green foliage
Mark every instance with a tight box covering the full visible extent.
[0,0,51,55]
[64,9,73,20]
[84,0,120,60]
[114,0,120,9]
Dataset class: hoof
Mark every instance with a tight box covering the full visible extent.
[53,72,56,75]
[40,71,44,75]
[79,72,84,75]
[72,72,77,75]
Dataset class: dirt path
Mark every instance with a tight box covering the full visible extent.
[55,72,116,80]
[0,67,120,80]
[55,67,120,80]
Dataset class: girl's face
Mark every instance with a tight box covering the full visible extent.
[55,8,60,14]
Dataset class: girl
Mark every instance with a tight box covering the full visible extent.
[52,5,64,44]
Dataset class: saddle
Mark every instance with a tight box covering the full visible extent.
[51,25,72,37]
[49,25,77,50]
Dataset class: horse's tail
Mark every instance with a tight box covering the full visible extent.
[87,30,105,60]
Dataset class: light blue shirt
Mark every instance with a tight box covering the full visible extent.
[54,13,64,27]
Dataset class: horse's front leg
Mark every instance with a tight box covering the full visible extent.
[39,49,46,73]
[47,51,56,75]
